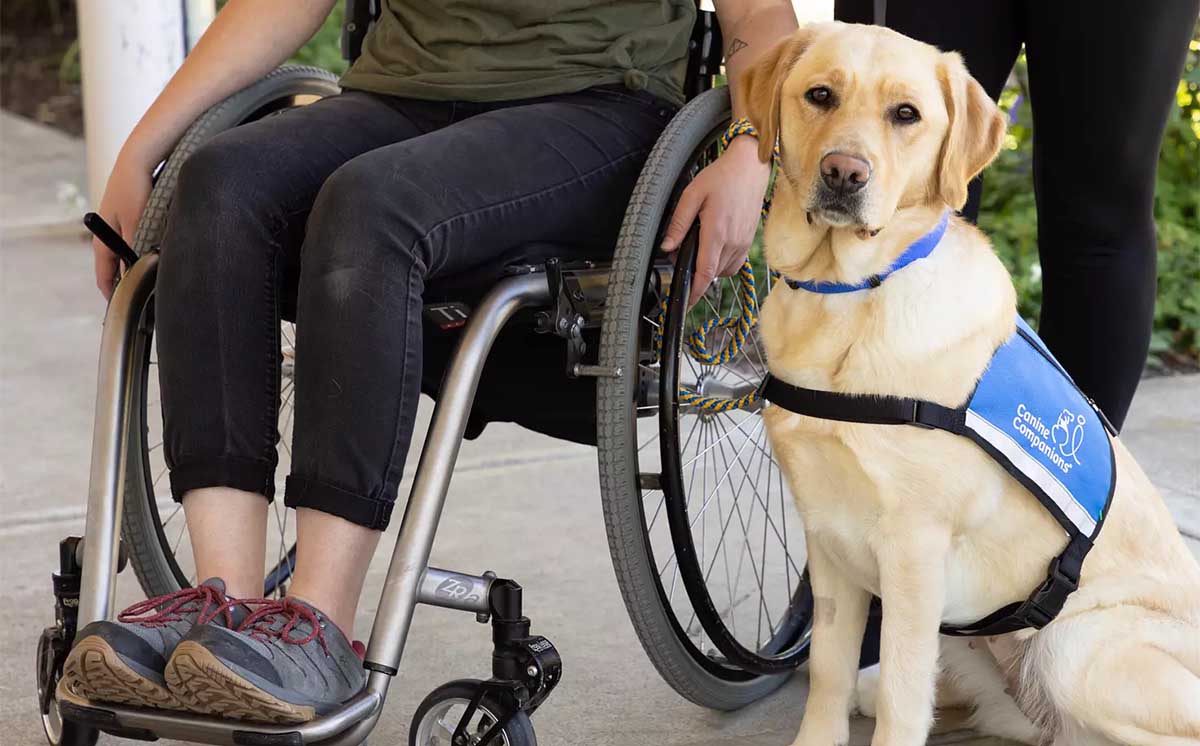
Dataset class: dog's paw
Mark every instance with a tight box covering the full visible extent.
[852,663,880,718]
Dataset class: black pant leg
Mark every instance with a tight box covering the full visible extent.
[1023,0,1199,429]
[156,92,438,502]
[283,88,675,530]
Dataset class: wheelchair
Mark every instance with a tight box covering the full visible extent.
[36,3,814,744]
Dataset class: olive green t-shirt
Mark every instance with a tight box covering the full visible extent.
[340,1,696,107]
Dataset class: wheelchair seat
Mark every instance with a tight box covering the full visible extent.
[421,242,611,446]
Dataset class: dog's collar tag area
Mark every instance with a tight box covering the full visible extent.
[784,210,950,294]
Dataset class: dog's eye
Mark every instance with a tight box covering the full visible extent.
[805,86,834,107]
[892,104,920,124]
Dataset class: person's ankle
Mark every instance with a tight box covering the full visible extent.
[284,589,355,638]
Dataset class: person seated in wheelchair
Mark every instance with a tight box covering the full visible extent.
[63,0,799,723]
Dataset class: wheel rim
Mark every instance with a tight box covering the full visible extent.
[630,127,812,677]
[413,697,513,746]
[37,634,63,744]
[138,310,298,596]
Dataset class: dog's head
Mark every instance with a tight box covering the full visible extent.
[739,23,1006,232]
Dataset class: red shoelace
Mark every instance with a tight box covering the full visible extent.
[201,597,331,655]
[117,584,232,628]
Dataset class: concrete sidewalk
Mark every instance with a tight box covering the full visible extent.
[0,112,89,241]
[2,114,1198,746]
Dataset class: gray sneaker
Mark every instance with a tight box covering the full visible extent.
[58,578,241,711]
[164,597,365,723]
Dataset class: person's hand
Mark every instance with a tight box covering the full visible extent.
[660,134,771,307]
[93,149,153,299]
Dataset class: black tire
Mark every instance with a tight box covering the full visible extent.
[597,87,811,710]
[409,680,536,746]
[121,66,340,599]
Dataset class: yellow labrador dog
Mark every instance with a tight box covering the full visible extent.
[741,22,1200,746]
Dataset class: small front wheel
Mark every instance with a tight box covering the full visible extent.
[36,628,98,746]
[409,679,536,746]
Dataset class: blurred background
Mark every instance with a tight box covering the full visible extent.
[1,3,1197,746]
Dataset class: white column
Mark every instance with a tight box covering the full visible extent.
[184,0,217,52]
[76,0,185,205]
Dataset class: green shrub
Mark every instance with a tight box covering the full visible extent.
[290,4,347,75]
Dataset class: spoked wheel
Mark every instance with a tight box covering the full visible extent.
[410,680,536,746]
[120,66,341,598]
[598,86,812,710]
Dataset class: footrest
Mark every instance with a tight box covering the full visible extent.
[59,700,160,741]
[55,687,381,745]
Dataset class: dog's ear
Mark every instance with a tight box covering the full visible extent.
[736,27,817,164]
[935,52,1006,210]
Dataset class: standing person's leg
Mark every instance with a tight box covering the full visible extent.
[834,0,1023,222]
[1023,0,1199,429]
[165,87,674,722]
[833,0,1023,670]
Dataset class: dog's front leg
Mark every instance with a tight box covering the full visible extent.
[870,524,950,746]
[793,540,871,746]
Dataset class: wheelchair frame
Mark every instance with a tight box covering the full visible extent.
[63,252,565,745]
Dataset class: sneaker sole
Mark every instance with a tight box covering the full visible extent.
[165,640,316,724]
[60,635,187,710]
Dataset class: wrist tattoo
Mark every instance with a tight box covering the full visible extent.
[726,37,748,59]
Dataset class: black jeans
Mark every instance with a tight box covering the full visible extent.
[838,0,1199,431]
[156,87,674,530]
[836,0,1199,670]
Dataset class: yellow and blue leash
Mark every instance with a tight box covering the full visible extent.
[652,117,777,414]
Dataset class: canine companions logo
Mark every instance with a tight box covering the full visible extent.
[1012,403,1081,475]
[1051,409,1086,465]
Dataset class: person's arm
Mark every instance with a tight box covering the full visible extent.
[92,0,338,298]
[660,0,798,306]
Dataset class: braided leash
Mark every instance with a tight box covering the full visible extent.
[653,118,777,413]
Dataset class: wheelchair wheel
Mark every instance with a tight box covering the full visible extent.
[597,87,813,710]
[121,66,340,599]
[410,680,536,746]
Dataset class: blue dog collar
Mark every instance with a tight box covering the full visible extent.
[784,211,950,294]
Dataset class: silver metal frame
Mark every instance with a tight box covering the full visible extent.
[69,258,550,745]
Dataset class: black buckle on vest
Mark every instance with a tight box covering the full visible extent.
[910,400,936,429]
[1023,556,1080,629]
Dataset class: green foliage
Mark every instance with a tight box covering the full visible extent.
[211,0,347,74]
[980,38,1200,362]
[290,5,348,75]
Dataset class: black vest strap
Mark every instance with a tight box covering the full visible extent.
[939,534,1087,636]
[759,373,1087,637]
[759,375,967,432]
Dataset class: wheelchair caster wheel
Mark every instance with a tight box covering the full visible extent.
[37,628,98,746]
[410,679,536,746]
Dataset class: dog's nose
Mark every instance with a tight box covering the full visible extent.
[820,152,871,194]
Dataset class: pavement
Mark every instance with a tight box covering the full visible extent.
[2,112,1198,746]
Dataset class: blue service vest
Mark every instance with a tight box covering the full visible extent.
[962,318,1116,542]
[761,318,1116,635]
